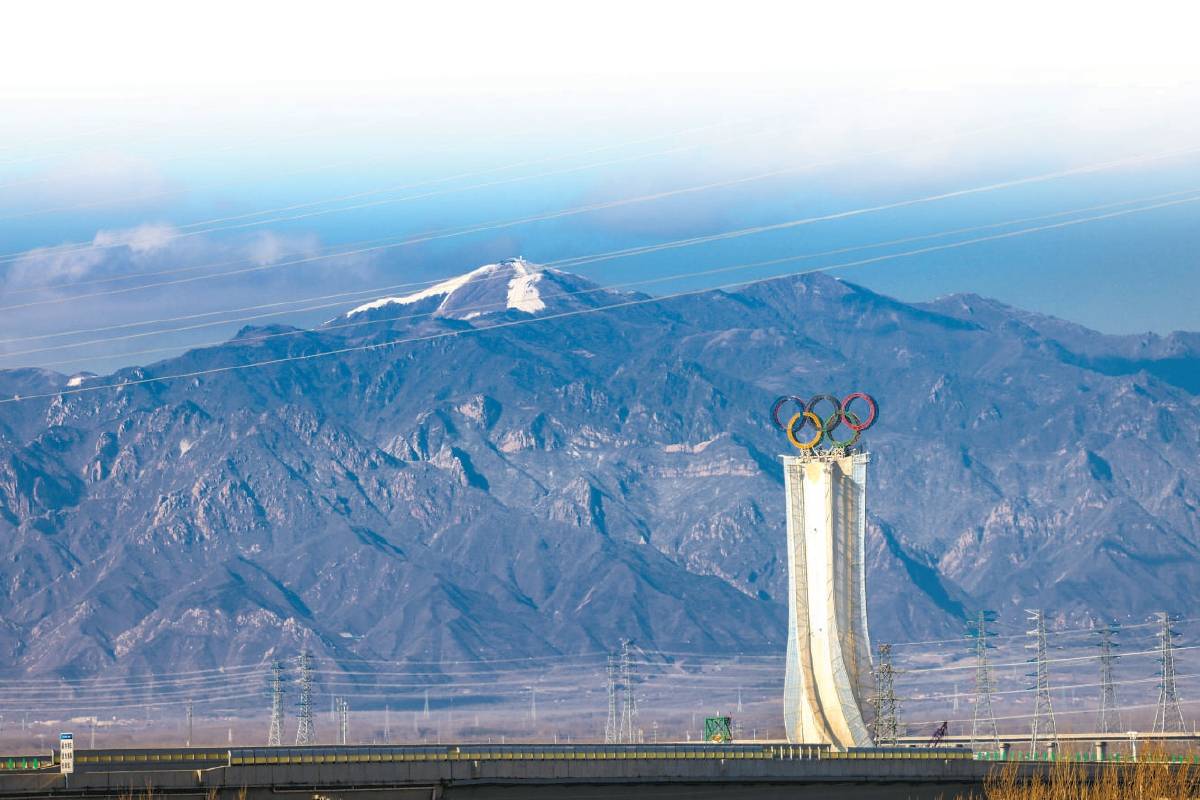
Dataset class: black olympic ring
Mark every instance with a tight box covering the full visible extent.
[769,392,878,450]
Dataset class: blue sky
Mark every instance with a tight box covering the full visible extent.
[1,1,1198,375]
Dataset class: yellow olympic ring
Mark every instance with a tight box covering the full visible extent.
[786,411,823,450]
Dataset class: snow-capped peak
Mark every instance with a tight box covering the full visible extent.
[346,258,546,318]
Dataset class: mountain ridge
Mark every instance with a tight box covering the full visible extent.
[0,264,1196,680]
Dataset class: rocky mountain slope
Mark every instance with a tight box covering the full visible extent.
[0,258,1196,679]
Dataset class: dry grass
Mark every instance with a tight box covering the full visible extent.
[972,749,1200,800]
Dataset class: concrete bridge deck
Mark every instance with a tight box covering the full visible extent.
[0,744,991,799]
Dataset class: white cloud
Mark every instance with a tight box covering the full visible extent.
[92,222,177,253]
[3,225,329,290]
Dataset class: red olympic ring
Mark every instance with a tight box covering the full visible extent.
[841,392,877,432]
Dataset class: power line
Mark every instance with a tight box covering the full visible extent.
[0,662,268,687]
[0,118,741,223]
[0,121,801,269]
[892,612,1200,650]
[21,172,1184,349]
[3,128,1180,313]
[6,188,1197,407]
[0,118,754,261]
[9,184,1198,367]
[0,115,1003,278]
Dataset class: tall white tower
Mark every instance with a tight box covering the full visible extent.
[782,451,874,748]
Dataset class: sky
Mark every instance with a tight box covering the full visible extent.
[1,0,1199,375]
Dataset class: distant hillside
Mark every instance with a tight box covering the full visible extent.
[1,258,1197,679]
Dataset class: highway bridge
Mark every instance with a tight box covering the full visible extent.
[0,743,994,799]
[898,731,1200,749]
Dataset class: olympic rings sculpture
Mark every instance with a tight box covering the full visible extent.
[770,392,878,451]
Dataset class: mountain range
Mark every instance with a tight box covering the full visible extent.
[1,258,1197,680]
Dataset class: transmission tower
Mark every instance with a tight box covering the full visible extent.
[967,611,999,749]
[268,660,285,746]
[294,649,316,745]
[618,640,638,744]
[337,698,349,745]
[1153,611,1185,733]
[868,643,901,746]
[604,655,619,743]
[1093,623,1122,734]
[186,700,194,747]
[1026,609,1057,754]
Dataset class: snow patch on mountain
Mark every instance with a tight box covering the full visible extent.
[506,260,545,313]
[347,264,499,316]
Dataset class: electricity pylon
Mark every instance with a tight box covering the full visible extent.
[604,655,618,743]
[967,611,999,750]
[1153,611,1185,733]
[294,649,316,745]
[1026,609,1057,754]
[268,660,285,746]
[618,640,638,744]
[868,643,901,746]
[1093,623,1122,734]
[337,698,349,745]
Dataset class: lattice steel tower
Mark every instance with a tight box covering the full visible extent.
[294,650,316,745]
[1026,609,1057,754]
[868,643,901,746]
[268,660,285,746]
[618,640,638,744]
[604,654,618,743]
[1093,623,1122,734]
[1153,611,1185,733]
[336,698,349,745]
[967,611,999,750]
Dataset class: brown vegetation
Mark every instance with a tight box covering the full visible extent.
[970,751,1200,800]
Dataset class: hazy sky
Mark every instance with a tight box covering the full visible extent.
[2,1,1199,375]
